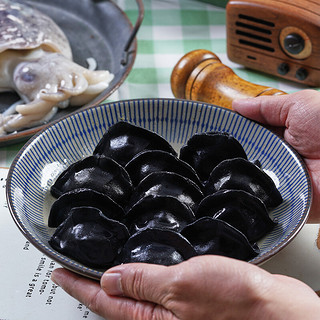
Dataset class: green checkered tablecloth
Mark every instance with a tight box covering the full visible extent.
[0,0,318,166]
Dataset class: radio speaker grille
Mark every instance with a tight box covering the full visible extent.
[235,14,275,52]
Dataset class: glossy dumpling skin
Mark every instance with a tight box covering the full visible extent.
[48,188,125,228]
[180,132,247,182]
[181,217,259,261]
[125,150,201,187]
[127,171,204,213]
[204,158,283,208]
[118,228,197,266]
[49,207,130,268]
[50,155,133,207]
[93,121,177,166]
[124,195,196,234]
[196,190,277,243]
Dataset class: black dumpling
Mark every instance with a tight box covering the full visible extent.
[196,190,277,243]
[48,188,125,228]
[204,158,283,208]
[181,217,259,261]
[93,121,177,166]
[118,228,197,266]
[125,150,202,187]
[50,155,133,208]
[127,172,204,213]
[179,132,247,182]
[49,207,130,268]
[124,195,196,234]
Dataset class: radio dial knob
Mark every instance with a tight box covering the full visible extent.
[277,63,290,75]
[284,33,305,55]
[280,27,312,59]
[296,68,308,81]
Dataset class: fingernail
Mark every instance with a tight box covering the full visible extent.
[101,272,123,296]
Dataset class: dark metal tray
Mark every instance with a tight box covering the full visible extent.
[0,0,143,145]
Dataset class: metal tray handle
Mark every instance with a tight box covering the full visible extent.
[121,0,144,65]
[92,0,144,65]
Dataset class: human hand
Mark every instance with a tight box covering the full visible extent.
[232,89,320,223]
[51,255,320,320]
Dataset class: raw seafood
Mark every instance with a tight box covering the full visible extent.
[0,0,113,134]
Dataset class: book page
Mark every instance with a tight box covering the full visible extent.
[0,168,104,320]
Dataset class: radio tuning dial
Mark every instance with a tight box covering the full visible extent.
[280,26,312,59]
[284,33,305,55]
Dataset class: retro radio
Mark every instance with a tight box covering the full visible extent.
[226,0,320,86]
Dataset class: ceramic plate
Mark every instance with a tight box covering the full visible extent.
[7,99,312,279]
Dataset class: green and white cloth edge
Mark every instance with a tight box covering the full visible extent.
[113,0,318,101]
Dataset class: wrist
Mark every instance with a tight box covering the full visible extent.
[250,274,320,320]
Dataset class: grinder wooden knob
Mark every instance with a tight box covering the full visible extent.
[171,49,286,109]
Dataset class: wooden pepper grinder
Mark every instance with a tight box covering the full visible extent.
[171,49,286,109]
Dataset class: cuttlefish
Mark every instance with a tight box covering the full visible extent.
[0,0,114,134]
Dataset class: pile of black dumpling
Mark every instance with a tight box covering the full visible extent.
[49,121,282,269]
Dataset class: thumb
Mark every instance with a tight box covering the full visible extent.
[232,94,290,127]
[101,263,173,304]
